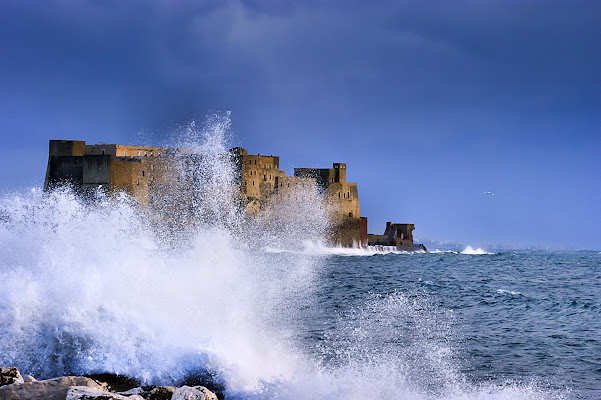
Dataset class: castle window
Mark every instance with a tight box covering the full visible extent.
[349,212,352,217]
[253,181,255,185]
[254,160,257,165]
[287,183,290,188]
[348,192,350,198]
[142,170,145,177]
[136,179,139,185]
[124,150,127,156]
[249,160,252,165]
[343,193,345,198]
[101,149,105,155]
[338,192,341,198]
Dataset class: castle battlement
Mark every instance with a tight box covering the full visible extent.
[44,140,369,247]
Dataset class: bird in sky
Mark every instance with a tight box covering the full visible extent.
[483,191,495,196]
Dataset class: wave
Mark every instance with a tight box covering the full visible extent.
[0,116,564,400]
[496,289,522,296]
[430,247,495,255]
[429,249,458,254]
[264,241,413,257]
[461,245,495,255]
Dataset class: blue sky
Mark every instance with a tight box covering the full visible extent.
[0,1,599,249]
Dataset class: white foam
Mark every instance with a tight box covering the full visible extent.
[497,289,522,296]
[460,246,495,255]
[430,249,459,254]
[0,117,329,392]
[264,242,426,257]
[0,116,563,400]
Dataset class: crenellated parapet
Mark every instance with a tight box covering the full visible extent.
[44,140,412,249]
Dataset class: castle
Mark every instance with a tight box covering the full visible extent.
[44,140,423,250]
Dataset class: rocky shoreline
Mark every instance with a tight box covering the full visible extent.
[0,367,219,400]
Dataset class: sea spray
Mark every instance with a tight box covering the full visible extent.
[0,116,575,399]
[0,115,329,391]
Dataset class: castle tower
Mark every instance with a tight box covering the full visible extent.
[333,163,346,183]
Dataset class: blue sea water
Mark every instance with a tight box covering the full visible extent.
[0,188,599,400]
[293,250,601,399]
[1,112,600,400]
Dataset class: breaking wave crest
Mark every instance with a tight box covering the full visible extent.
[0,116,565,399]
[461,246,495,255]
[264,241,415,256]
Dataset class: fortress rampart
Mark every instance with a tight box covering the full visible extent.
[44,140,422,249]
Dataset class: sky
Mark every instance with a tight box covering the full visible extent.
[0,0,599,250]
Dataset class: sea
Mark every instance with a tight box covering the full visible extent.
[0,121,599,400]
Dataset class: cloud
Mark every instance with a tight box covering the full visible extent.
[0,0,599,248]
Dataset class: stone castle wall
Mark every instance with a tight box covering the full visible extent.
[44,140,366,247]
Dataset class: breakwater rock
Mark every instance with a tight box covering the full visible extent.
[0,368,218,400]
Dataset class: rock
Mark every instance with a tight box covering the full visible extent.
[0,367,24,387]
[172,385,218,400]
[66,386,144,399]
[0,376,106,400]
[117,387,144,396]
[22,376,36,383]
[84,374,141,393]
[148,386,177,400]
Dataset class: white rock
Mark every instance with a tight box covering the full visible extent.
[66,386,145,399]
[117,387,144,396]
[172,385,218,400]
[0,376,106,400]
[22,376,36,383]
